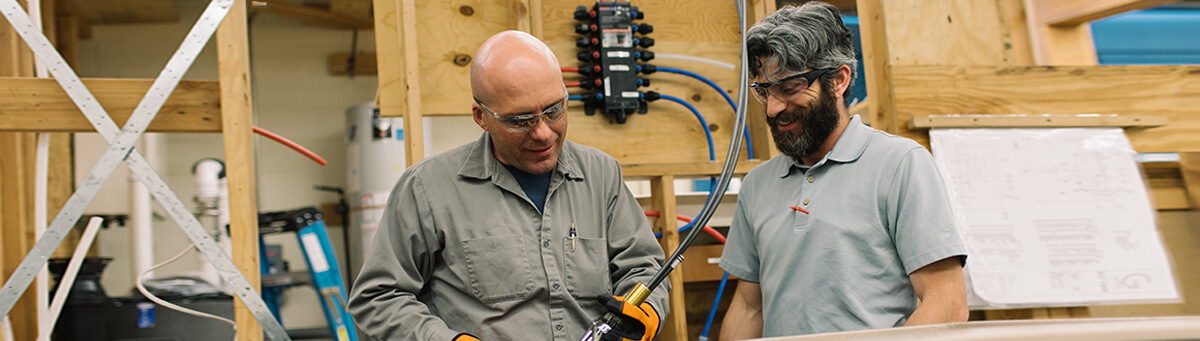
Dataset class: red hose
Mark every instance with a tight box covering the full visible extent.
[561,67,579,72]
[564,81,581,87]
[252,126,328,166]
[644,211,726,244]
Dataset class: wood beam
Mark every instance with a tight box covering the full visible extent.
[0,133,35,341]
[63,0,177,24]
[328,52,376,76]
[54,13,77,66]
[508,0,532,34]
[680,244,731,283]
[373,0,424,165]
[890,64,1200,153]
[857,0,899,134]
[0,1,39,338]
[1031,0,1174,27]
[0,78,222,132]
[1183,154,1200,208]
[621,160,763,178]
[216,1,261,339]
[650,175,687,341]
[1000,0,1036,66]
[329,0,373,21]
[252,0,372,30]
[747,0,777,159]
[908,114,1166,129]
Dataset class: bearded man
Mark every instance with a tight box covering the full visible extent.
[718,2,969,339]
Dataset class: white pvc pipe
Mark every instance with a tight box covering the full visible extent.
[192,158,229,289]
[130,134,159,282]
[37,217,104,341]
[655,53,737,70]
[33,133,49,341]
[29,0,50,336]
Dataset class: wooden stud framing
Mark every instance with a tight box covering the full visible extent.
[0,0,39,337]
[746,0,777,159]
[1183,154,1200,208]
[251,0,372,30]
[1031,0,1174,27]
[650,175,688,341]
[0,78,222,132]
[328,52,377,75]
[856,0,898,133]
[216,1,262,339]
[907,114,1167,130]
[373,0,424,166]
[330,0,373,21]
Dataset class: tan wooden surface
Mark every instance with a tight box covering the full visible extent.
[680,244,729,283]
[651,175,688,341]
[328,52,377,75]
[252,0,372,30]
[216,1,262,339]
[1184,154,1200,208]
[1030,0,1174,27]
[0,78,221,132]
[373,0,425,165]
[907,115,1167,130]
[889,65,1200,153]
[62,0,178,25]
[1,1,39,337]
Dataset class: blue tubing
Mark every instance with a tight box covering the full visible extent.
[657,66,755,159]
[701,272,732,339]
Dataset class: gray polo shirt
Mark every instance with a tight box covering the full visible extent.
[350,133,670,341]
[720,115,966,336]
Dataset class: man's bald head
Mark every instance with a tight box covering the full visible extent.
[470,30,563,105]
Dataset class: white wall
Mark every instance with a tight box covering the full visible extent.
[74,0,382,330]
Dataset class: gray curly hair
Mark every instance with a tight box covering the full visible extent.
[747,2,857,101]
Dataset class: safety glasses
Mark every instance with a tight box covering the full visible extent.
[474,90,569,133]
[749,68,836,104]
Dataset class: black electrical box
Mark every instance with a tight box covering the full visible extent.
[574,2,653,123]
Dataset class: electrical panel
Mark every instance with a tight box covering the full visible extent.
[573,2,656,123]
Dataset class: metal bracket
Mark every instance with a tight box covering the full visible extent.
[0,1,290,339]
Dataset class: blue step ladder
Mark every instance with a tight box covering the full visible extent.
[258,207,358,341]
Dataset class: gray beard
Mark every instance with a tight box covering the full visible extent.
[768,86,841,161]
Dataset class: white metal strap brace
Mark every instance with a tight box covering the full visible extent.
[0,1,290,339]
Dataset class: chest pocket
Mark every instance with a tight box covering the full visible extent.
[563,237,612,297]
[462,234,534,303]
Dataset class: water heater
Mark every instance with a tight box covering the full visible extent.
[345,102,431,279]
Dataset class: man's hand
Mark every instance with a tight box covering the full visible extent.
[452,333,480,341]
[597,295,660,341]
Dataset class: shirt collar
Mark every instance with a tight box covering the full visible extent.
[458,132,584,181]
[776,114,871,178]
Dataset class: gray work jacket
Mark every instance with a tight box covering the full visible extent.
[349,132,670,341]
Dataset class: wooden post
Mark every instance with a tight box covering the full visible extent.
[0,0,39,338]
[373,0,424,166]
[216,1,262,339]
[650,175,687,341]
[856,0,899,134]
[745,0,777,160]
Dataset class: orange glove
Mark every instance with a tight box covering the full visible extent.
[597,295,660,341]
[452,333,480,341]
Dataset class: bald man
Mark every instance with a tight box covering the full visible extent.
[349,31,670,341]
